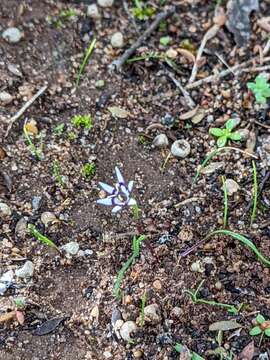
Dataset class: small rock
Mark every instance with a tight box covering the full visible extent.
[103,352,113,359]
[0,270,14,295]
[95,79,105,88]
[153,134,169,148]
[120,321,137,341]
[161,113,175,127]
[97,0,114,7]
[41,212,57,226]
[224,179,239,196]
[2,27,22,43]
[191,260,204,273]
[153,279,162,290]
[7,63,22,77]
[15,261,34,279]
[144,304,161,324]
[171,139,191,158]
[0,202,12,216]
[111,308,122,326]
[87,4,100,19]
[171,306,182,318]
[32,196,42,211]
[15,218,28,238]
[0,91,13,105]
[111,32,124,48]
[133,350,143,358]
[165,48,177,59]
[238,128,249,141]
[191,108,206,124]
[61,241,80,255]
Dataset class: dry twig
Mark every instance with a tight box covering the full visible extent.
[5,85,48,138]
[109,7,175,71]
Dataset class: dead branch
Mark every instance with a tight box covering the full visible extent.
[109,7,175,71]
[5,85,48,138]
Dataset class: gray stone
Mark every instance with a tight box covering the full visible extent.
[15,261,34,279]
[111,32,124,48]
[120,321,137,341]
[97,0,114,7]
[171,139,191,158]
[61,241,80,255]
[2,27,22,43]
[87,4,100,19]
[153,134,169,148]
[0,91,13,105]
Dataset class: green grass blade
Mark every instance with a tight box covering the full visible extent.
[28,224,60,252]
[75,38,96,87]
[206,229,270,267]
[251,160,258,226]
[140,290,147,326]
[221,176,228,227]
[192,148,219,185]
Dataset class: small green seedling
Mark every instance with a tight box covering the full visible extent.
[132,0,156,20]
[160,36,171,46]
[67,131,77,140]
[140,291,147,326]
[114,235,145,299]
[28,224,60,252]
[52,160,65,187]
[76,38,96,87]
[82,163,96,179]
[53,123,65,135]
[247,74,270,104]
[23,122,43,160]
[131,204,141,219]
[250,314,270,346]
[174,343,204,360]
[209,119,241,148]
[184,280,241,315]
[71,115,93,129]
[14,297,26,309]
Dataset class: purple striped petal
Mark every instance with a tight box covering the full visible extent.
[112,205,122,213]
[120,183,129,197]
[115,167,125,184]
[127,198,137,206]
[96,198,113,206]
[99,182,115,194]
[128,181,134,192]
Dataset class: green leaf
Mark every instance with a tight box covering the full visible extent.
[160,36,171,46]
[225,118,236,131]
[209,128,225,137]
[217,135,227,148]
[229,132,241,141]
[264,327,270,336]
[28,224,60,252]
[256,314,266,324]
[174,343,205,360]
[249,326,262,336]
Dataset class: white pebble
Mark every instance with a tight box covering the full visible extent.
[2,27,22,43]
[15,261,34,279]
[0,91,13,105]
[98,0,114,7]
[171,139,191,158]
[111,32,124,48]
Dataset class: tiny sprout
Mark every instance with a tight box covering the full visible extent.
[209,118,241,148]
[82,162,96,179]
[247,74,270,104]
[54,123,65,135]
[160,36,171,46]
[132,0,156,20]
[71,115,93,129]
[250,313,270,345]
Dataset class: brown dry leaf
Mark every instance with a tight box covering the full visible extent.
[209,320,242,331]
[179,105,199,120]
[15,310,25,325]
[0,311,16,323]
[0,147,7,160]
[108,106,129,119]
[177,48,195,63]
[239,341,255,360]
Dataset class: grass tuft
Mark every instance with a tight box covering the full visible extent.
[76,38,96,87]
[251,160,258,226]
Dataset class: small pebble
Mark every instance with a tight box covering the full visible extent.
[133,350,143,359]
[61,241,80,255]
[120,321,137,341]
[0,270,14,295]
[153,279,162,290]
[171,139,191,158]
[15,218,28,238]
[2,27,22,43]
[161,113,175,127]
[191,260,204,273]
[111,32,124,48]
[165,48,177,59]
[97,0,114,7]
[152,134,169,148]
[41,211,57,226]
[0,91,13,105]
[15,261,34,279]
[95,80,105,88]
[87,4,100,19]
[224,179,239,196]
[144,304,161,324]
[0,202,12,216]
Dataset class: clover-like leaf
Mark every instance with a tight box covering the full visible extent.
[229,132,241,141]
[209,128,225,137]
[249,326,262,336]
[265,327,270,337]
[217,135,227,148]
[256,314,266,324]
[247,75,270,104]
[225,118,237,131]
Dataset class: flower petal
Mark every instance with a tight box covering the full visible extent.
[99,182,115,194]
[128,181,134,192]
[127,198,137,206]
[96,198,113,206]
[115,166,125,184]
[112,205,122,213]
[120,183,129,197]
